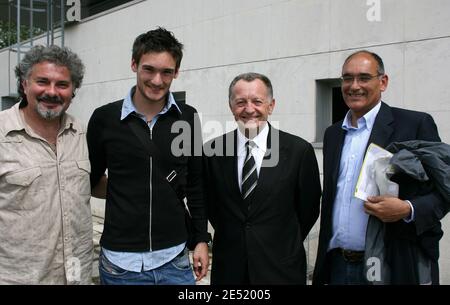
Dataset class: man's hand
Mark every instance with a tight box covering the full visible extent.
[92,174,107,199]
[364,196,411,222]
[192,242,209,281]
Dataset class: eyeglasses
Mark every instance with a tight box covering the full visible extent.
[340,74,383,85]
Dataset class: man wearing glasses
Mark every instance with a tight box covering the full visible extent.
[87,28,210,285]
[313,50,447,285]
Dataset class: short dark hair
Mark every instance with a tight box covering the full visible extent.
[15,45,85,105]
[228,72,273,102]
[132,27,184,70]
[343,50,385,75]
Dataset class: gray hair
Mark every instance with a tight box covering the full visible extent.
[15,45,85,105]
[343,50,385,75]
[228,72,274,103]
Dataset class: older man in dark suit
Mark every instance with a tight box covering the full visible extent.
[313,50,449,285]
[204,72,321,284]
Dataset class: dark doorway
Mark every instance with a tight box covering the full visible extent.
[332,87,348,123]
[1,96,17,111]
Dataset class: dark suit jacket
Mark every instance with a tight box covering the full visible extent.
[313,102,448,285]
[204,125,321,284]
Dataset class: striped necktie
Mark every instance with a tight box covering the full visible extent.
[241,141,258,200]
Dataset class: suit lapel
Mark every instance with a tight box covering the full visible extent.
[329,126,346,193]
[367,102,394,149]
[221,130,243,206]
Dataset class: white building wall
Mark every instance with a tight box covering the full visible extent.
[1,0,449,283]
[57,0,450,142]
[0,50,17,98]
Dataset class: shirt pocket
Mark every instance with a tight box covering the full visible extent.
[3,167,44,210]
[5,167,41,186]
[75,160,91,196]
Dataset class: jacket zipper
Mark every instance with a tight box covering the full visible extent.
[149,126,153,251]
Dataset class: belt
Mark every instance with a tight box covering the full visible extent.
[334,248,365,263]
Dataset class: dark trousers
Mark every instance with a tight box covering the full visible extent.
[328,249,366,285]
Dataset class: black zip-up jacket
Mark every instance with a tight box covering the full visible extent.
[87,98,209,252]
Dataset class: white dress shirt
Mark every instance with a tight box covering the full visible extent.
[236,123,269,192]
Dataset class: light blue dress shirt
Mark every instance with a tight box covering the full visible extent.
[328,102,382,251]
[103,87,185,272]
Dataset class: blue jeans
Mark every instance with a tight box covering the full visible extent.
[99,248,195,285]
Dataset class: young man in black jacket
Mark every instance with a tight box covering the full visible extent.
[87,27,210,285]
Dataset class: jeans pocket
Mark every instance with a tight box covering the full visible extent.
[99,252,129,276]
[170,248,191,271]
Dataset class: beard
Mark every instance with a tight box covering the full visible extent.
[35,95,66,120]
[36,104,64,120]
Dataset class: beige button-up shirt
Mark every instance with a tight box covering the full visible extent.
[0,103,93,284]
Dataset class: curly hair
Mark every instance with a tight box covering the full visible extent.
[15,45,85,105]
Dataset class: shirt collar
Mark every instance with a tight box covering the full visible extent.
[3,103,24,134]
[237,123,269,154]
[59,111,80,133]
[342,100,381,131]
[120,86,182,121]
[4,102,79,136]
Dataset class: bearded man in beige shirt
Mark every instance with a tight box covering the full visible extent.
[0,45,93,284]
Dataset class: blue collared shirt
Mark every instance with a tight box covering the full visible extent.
[328,102,382,251]
[103,87,185,272]
[120,86,182,126]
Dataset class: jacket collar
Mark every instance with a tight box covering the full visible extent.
[121,86,181,121]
